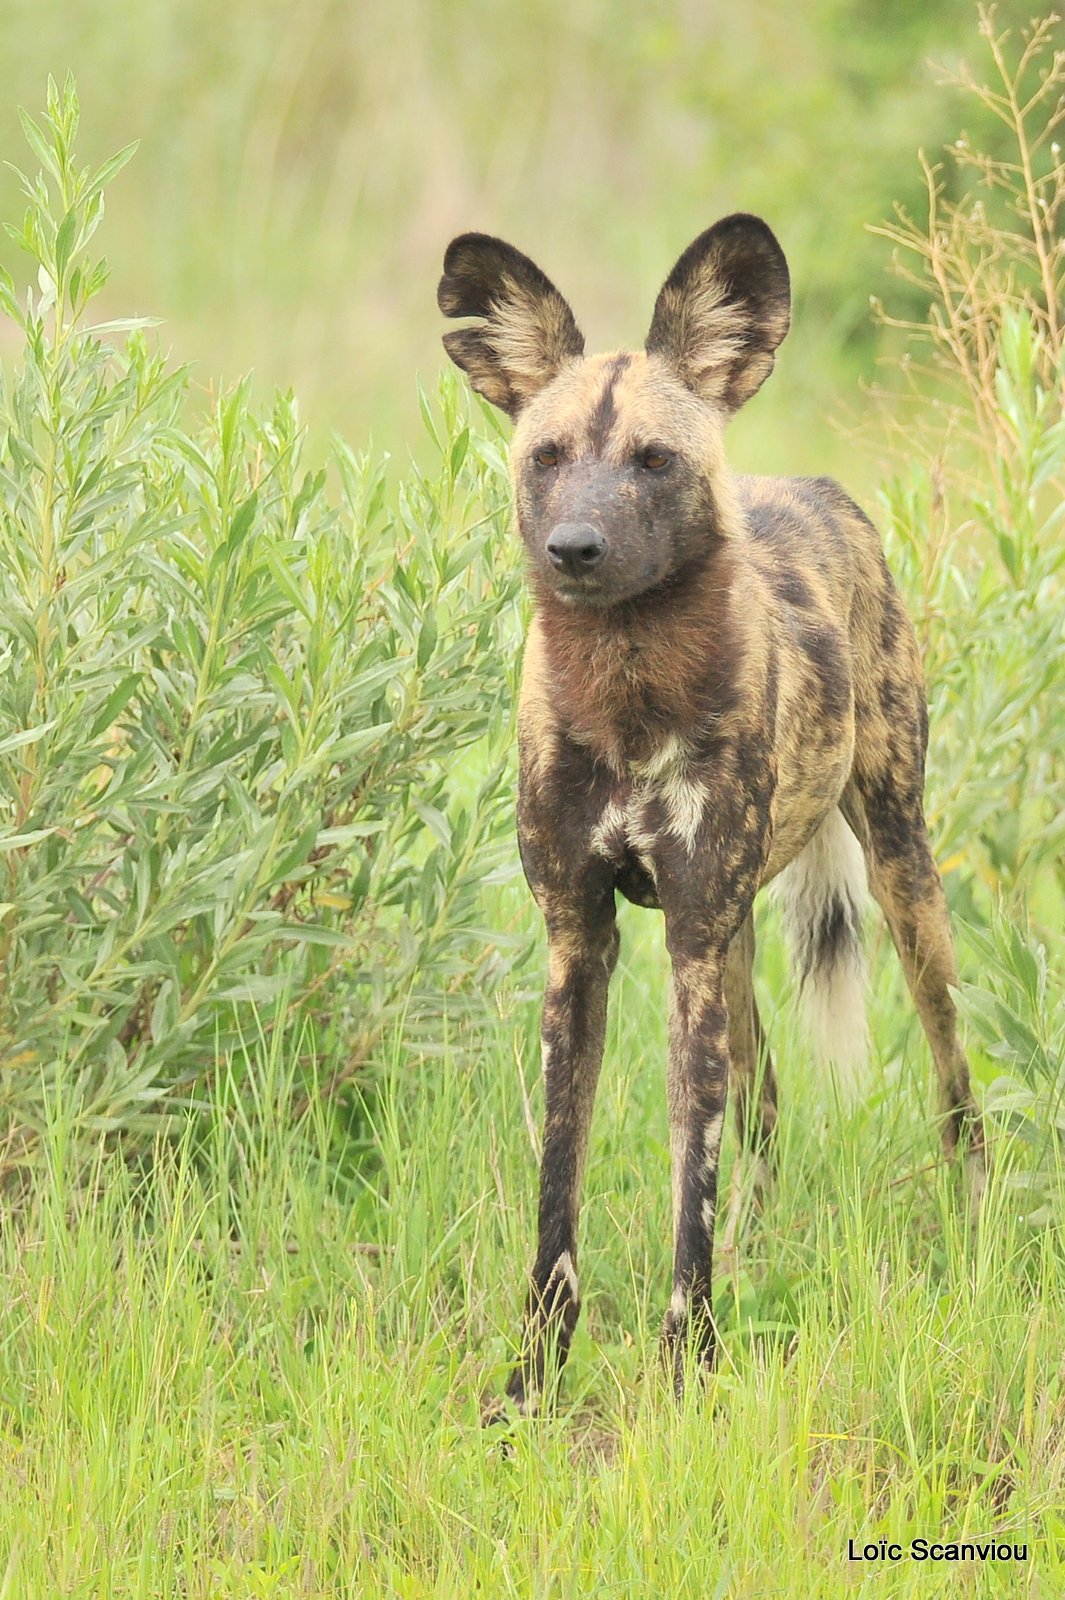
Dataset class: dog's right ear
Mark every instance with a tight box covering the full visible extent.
[438,234,585,417]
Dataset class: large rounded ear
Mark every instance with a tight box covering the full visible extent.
[438,234,585,417]
[645,214,790,413]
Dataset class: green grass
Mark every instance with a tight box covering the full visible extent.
[3,905,1063,1596]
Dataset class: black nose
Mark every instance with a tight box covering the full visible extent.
[546,522,607,578]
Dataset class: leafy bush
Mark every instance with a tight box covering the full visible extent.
[954,915,1064,1223]
[0,77,525,1170]
[868,9,1064,1208]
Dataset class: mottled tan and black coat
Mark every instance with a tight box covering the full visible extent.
[438,215,985,1409]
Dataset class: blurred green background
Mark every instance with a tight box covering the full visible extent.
[0,0,1026,488]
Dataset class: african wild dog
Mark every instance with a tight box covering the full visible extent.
[437,214,987,1409]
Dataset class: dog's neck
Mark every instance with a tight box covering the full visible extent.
[526,545,741,772]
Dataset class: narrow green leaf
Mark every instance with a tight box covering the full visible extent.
[449,426,469,477]
[88,674,142,740]
[416,612,438,669]
[0,721,56,756]
[277,923,356,947]
[89,140,139,193]
[54,205,77,281]
[0,828,57,852]
[225,491,259,557]
[17,108,61,183]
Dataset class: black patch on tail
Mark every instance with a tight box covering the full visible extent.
[795,890,863,986]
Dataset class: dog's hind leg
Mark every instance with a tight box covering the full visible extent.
[721,912,776,1252]
[847,763,987,1208]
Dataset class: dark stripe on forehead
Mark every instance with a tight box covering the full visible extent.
[587,353,633,452]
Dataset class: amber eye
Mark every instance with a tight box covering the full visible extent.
[534,446,559,468]
[641,449,670,471]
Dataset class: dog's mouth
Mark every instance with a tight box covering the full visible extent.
[527,558,610,606]
[552,576,606,605]
[541,557,673,609]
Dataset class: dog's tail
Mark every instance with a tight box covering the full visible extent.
[774,807,868,1095]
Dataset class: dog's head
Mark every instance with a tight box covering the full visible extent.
[438,216,790,608]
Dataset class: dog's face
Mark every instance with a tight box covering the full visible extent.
[509,351,730,608]
[438,216,790,608]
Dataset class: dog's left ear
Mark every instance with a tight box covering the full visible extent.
[438,233,585,417]
[645,214,790,413]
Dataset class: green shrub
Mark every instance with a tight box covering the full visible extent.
[0,77,525,1169]
[869,9,1064,1209]
[954,914,1064,1223]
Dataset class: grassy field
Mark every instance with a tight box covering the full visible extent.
[3,917,1064,1596]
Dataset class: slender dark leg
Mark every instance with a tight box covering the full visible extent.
[721,913,777,1251]
[504,901,619,1414]
[660,942,730,1396]
[851,773,987,1205]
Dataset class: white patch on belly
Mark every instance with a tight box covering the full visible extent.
[630,734,687,782]
[662,770,709,853]
[590,735,708,863]
[589,800,628,858]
